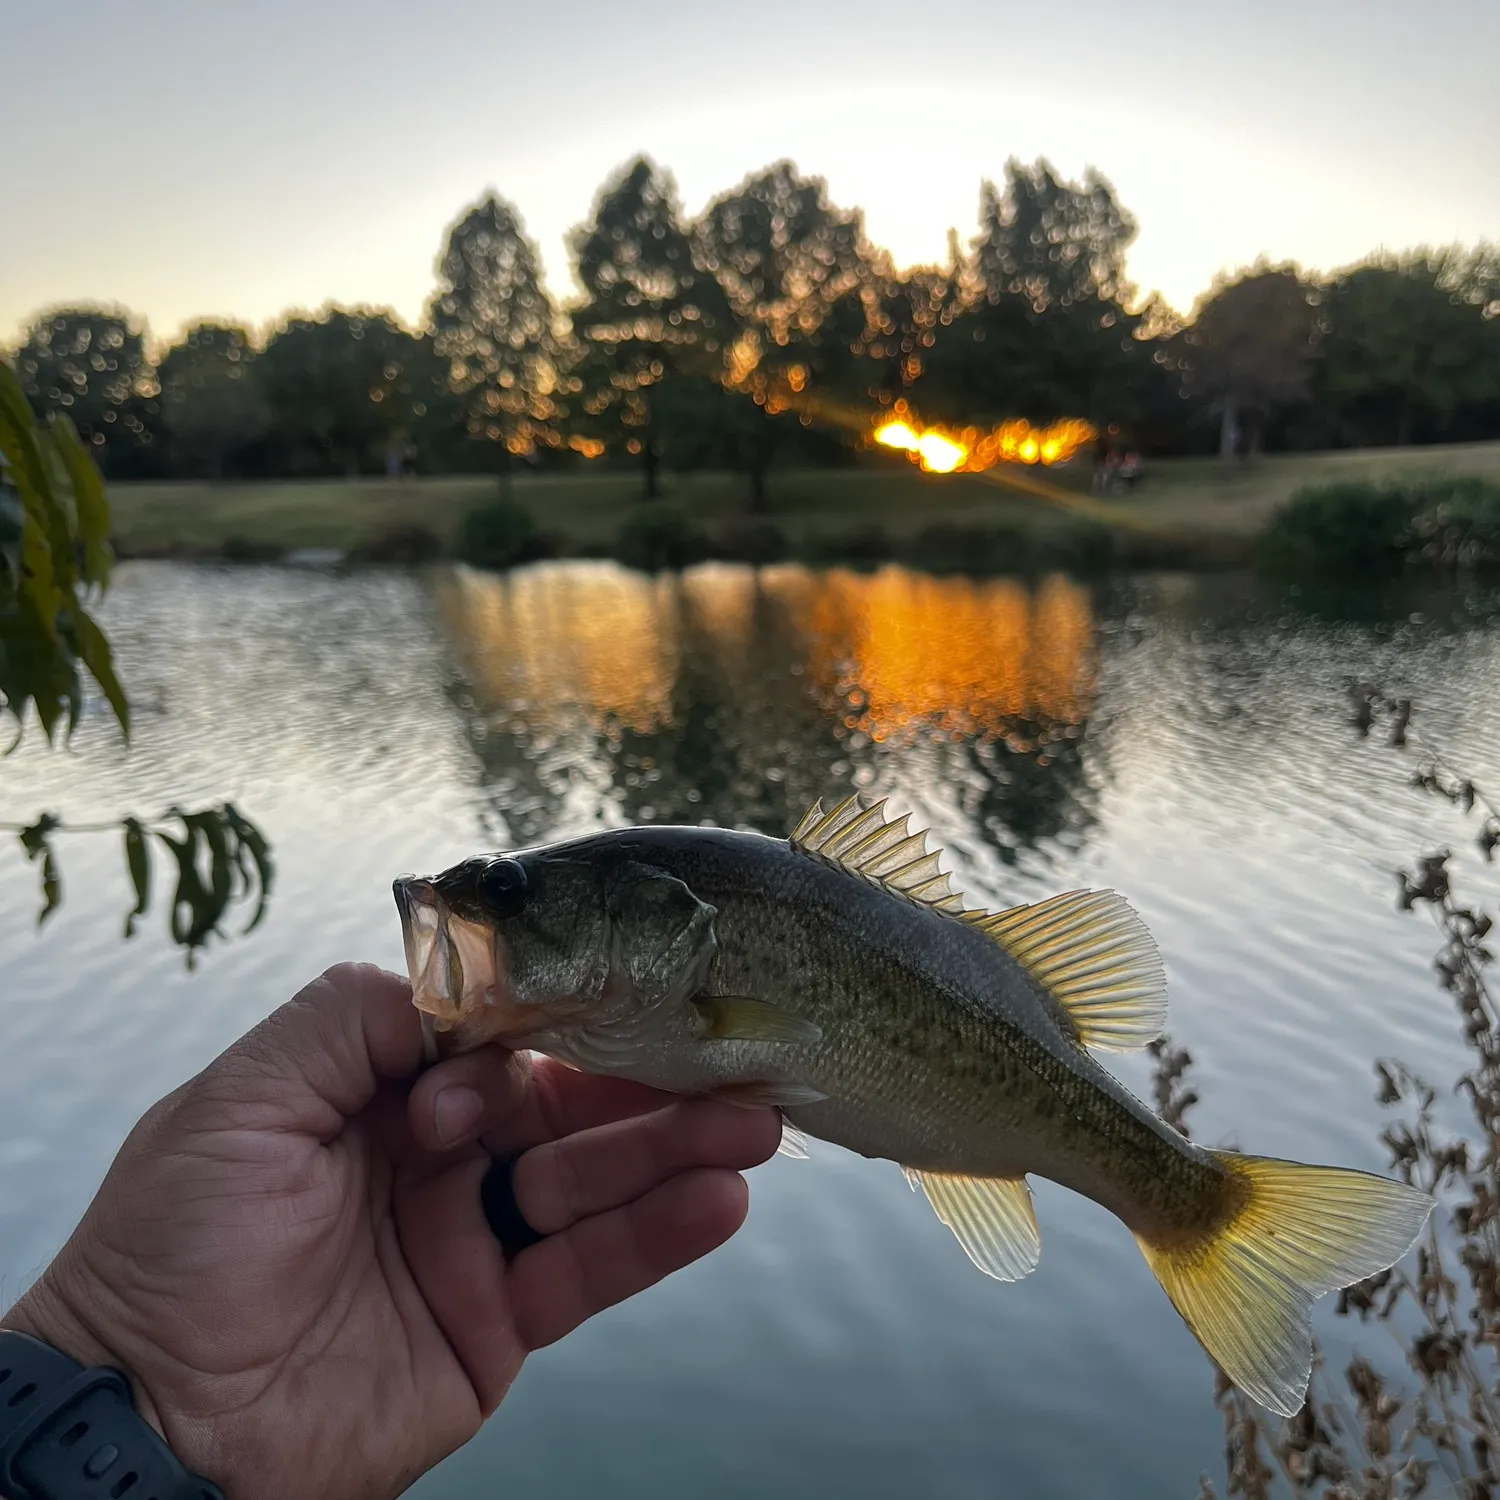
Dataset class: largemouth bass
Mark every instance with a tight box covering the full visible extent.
[393,794,1432,1415]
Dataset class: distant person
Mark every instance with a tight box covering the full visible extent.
[1091,436,1111,494]
[0,964,779,1500]
[1119,451,1144,494]
[1100,449,1122,497]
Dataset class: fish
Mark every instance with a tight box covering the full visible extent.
[393,793,1433,1415]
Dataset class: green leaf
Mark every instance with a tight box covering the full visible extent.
[156,818,217,955]
[0,388,75,596]
[123,816,151,937]
[223,802,274,932]
[1,585,74,745]
[18,813,62,925]
[37,846,61,926]
[49,415,112,589]
[0,366,63,578]
[70,602,129,743]
[18,811,59,858]
[190,808,234,914]
[0,356,128,745]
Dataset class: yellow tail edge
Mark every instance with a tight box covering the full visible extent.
[1136,1151,1434,1416]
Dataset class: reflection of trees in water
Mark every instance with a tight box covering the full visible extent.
[769,566,1102,859]
[959,726,1097,864]
[780,567,1095,743]
[433,561,1103,862]
[610,567,858,834]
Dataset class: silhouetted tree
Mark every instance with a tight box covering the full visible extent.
[157,323,269,479]
[429,193,557,490]
[1178,263,1321,459]
[695,161,876,506]
[14,307,158,474]
[865,264,955,408]
[567,157,734,498]
[256,306,429,476]
[920,162,1146,428]
[1317,258,1497,447]
[976,158,1136,312]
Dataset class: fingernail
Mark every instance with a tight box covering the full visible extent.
[433,1085,484,1146]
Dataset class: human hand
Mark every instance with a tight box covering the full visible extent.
[1,963,780,1500]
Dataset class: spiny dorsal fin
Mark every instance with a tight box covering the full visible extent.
[903,1167,1040,1281]
[790,795,966,914]
[967,890,1166,1052]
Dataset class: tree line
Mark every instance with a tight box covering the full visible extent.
[9,155,1500,506]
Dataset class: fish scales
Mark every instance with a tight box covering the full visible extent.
[582,826,1220,1235]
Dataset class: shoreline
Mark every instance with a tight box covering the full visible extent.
[101,442,1500,574]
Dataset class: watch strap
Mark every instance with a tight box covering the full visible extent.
[0,1330,222,1500]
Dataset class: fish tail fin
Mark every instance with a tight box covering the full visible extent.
[1135,1152,1433,1416]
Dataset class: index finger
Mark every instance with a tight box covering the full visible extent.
[197,963,423,1138]
[407,1046,700,1157]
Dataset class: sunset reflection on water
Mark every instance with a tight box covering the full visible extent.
[434,559,1094,756]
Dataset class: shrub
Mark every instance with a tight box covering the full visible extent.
[457,500,549,571]
[902,523,1031,575]
[613,504,710,572]
[1042,517,1116,574]
[1410,476,1500,571]
[351,524,444,565]
[220,535,283,562]
[1258,481,1418,573]
[798,524,892,569]
[714,517,789,566]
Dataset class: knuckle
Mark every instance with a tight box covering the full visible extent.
[316,960,383,996]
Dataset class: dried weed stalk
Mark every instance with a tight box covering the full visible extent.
[1186,687,1499,1499]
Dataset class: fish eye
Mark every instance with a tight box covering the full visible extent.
[477,857,529,919]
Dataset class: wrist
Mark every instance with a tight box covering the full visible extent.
[2,1277,168,1441]
[0,1313,225,1500]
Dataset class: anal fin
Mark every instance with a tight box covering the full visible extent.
[904,1167,1041,1282]
[777,1121,811,1159]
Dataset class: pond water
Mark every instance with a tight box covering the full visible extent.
[3,559,1500,1499]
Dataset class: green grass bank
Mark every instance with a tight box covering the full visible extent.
[105,440,1500,569]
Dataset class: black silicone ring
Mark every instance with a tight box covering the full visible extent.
[0,1330,223,1500]
[481,1154,545,1255]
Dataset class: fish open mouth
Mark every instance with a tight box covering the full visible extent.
[393,875,517,1055]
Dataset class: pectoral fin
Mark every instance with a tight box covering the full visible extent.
[694,995,822,1045]
[710,1079,829,1108]
[903,1168,1041,1282]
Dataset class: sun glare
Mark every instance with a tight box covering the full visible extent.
[873,406,1096,474]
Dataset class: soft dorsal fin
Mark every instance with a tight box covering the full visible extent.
[790,795,966,914]
[903,1168,1041,1281]
[967,890,1166,1052]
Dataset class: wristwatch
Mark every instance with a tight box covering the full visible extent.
[0,1331,223,1500]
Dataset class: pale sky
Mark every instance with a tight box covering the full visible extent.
[3,0,1496,349]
